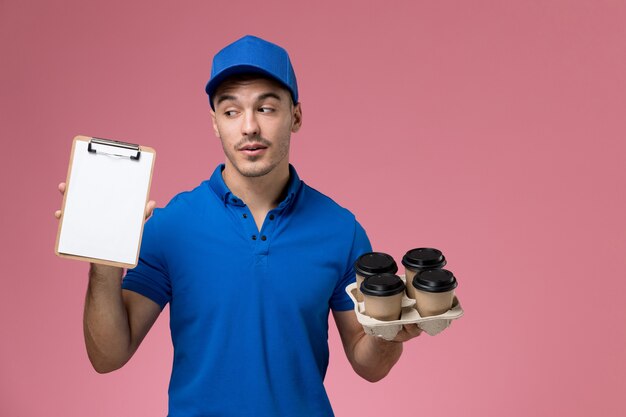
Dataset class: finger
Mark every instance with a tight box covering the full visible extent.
[58,182,66,194]
[145,200,156,219]
[403,323,423,338]
[391,324,422,343]
[54,210,61,219]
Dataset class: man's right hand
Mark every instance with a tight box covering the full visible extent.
[55,181,161,373]
[53,182,66,219]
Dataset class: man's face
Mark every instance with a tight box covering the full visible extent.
[211,77,302,178]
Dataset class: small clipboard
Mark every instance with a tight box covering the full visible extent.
[55,135,156,268]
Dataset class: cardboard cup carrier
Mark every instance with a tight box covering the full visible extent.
[347,270,463,339]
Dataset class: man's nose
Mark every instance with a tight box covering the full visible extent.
[241,110,259,136]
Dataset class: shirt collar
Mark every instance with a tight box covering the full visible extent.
[208,164,302,208]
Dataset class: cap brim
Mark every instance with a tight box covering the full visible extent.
[206,64,294,110]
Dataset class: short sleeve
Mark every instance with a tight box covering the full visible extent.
[329,219,372,311]
[122,209,171,309]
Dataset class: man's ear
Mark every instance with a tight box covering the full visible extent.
[291,102,302,133]
[210,109,221,138]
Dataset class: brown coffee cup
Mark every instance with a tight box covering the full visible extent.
[360,273,405,321]
[354,252,398,302]
[402,248,446,300]
[412,269,458,317]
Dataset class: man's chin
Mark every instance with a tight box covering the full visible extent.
[235,162,273,178]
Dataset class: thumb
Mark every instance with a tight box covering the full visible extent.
[145,200,156,220]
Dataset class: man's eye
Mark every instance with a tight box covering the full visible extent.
[224,110,238,116]
[259,107,274,113]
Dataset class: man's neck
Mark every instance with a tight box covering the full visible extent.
[221,161,290,213]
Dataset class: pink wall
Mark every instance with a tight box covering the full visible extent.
[1,0,625,416]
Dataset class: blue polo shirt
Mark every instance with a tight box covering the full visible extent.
[122,164,371,417]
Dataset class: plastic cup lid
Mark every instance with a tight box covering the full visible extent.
[412,269,458,293]
[355,252,398,277]
[402,247,446,270]
[360,273,405,297]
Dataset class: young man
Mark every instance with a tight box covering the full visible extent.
[58,35,421,417]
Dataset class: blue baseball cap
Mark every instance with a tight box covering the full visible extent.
[205,35,299,110]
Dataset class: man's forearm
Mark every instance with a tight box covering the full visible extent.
[83,263,132,373]
[350,333,403,382]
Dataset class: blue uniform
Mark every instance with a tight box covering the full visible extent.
[122,164,372,417]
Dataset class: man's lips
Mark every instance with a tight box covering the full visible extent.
[239,143,268,151]
[239,143,268,156]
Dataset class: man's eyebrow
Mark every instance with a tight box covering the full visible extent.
[215,92,282,106]
[215,94,237,106]
[258,92,282,102]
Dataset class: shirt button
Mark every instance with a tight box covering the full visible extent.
[269,214,275,220]
[251,235,257,240]
[243,213,248,219]
[261,235,267,241]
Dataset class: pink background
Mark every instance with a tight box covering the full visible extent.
[1,1,625,416]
